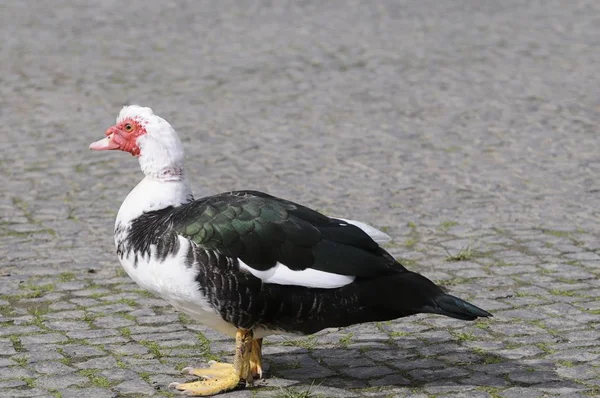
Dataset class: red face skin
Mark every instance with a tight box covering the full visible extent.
[89,118,147,156]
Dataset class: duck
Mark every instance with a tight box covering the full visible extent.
[89,105,491,396]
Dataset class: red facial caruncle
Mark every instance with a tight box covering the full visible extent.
[89,118,147,156]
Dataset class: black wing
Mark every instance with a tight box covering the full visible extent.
[169,190,404,277]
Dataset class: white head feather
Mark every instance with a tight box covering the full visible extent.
[119,105,186,181]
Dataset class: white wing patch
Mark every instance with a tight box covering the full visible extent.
[335,218,392,244]
[238,260,355,289]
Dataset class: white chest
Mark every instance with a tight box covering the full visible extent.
[115,230,239,337]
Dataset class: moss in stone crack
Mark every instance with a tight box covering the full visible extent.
[115,268,127,278]
[116,357,127,369]
[472,347,502,364]
[440,276,475,286]
[584,385,600,396]
[58,273,75,282]
[119,327,132,339]
[88,292,108,299]
[174,362,187,372]
[26,303,50,323]
[452,331,476,342]
[404,237,417,248]
[378,226,390,234]
[82,311,100,323]
[78,369,112,388]
[282,336,317,350]
[396,257,418,268]
[475,319,491,329]
[0,302,15,317]
[338,332,353,348]
[86,283,102,290]
[439,220,458,231]
[13,356,27,366]
[57,348,72,366]
[18,282,55,299]
[274,386,317,398]
[119,312,136,321]
[477,386,502,398]
[9,335,24,352]
[557,277,578,284]
[50,390,63,398]
[445,245,477,261]
[140,340,163,360]
[557,360,575,368]
[535,342,556,354]
[133,289,155,298]
[178,313,191,324]
[389,330,409,338]
[22,377,36,388]
[139,371,152,383]
[273,361,301,372]
[116,298,137,307]
[196,332,216,360]
[541,229,571,238]
[549,289,578,297]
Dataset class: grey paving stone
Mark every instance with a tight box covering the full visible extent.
[0,388,51,397]
[44,321,89,331]
[0,342,16,357]
[277,362,336,379]
[20,333,67,345]
[0,380,27,389]
[87,304,134,314]
[368,373,411,387]
[339,365,395,379]
[66,329,119,340]
[74,356,118,370]
[0,326,41,337]
[499,387,544,398]
[93,315,135,328]
[409,367,471,382]
[36,374,89,389]
[44,310,86,320]
[113,379,156,395]
[61,345,106,358]
[0,366,36,379]
[58,387,117,398]
[30,361,76,375]
[507,370,562,384]
[98,368,140,383]
[104,342,149,356]
[546,350,600,362]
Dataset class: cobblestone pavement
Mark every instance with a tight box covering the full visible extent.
[1,1,600,397]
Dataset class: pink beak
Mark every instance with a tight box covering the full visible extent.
[89,134,120,151]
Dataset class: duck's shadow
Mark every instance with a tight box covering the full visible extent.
[253,336,572,394]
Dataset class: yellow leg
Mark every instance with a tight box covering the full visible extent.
[170,329,254,396]
[249,338,263,380]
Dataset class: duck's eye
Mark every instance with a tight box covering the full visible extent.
[124,123,133,132]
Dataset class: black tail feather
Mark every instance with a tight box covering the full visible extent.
[423,294,492,321]
[375,271,492,321]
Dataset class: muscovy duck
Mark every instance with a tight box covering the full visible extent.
[89,106,491,396]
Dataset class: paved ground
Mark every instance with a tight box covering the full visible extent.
[1,1,600,397]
